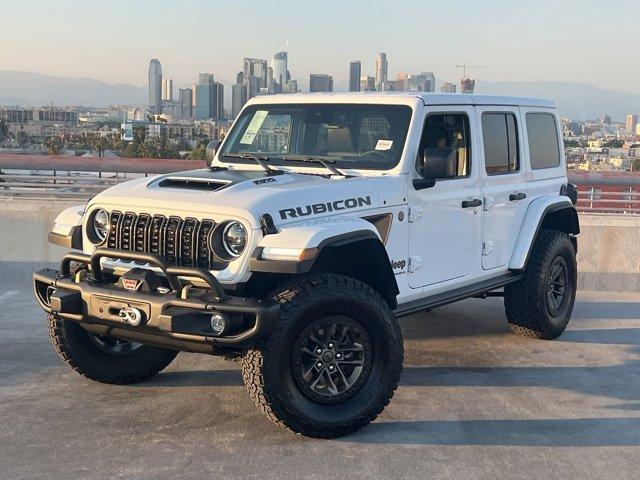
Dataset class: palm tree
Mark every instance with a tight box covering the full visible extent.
[43,136,62,155]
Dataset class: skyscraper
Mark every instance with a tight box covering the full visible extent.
[199,73,214,86]
[148,59,162,114]
[162,78,173,101]
[349,61,361,92]
[178,88,193,118]
[243,58,268,99]
[360,76,375,92]
[309,74,333,92]
[375,53,388,91]
[232,73,247,119]
[272,52,288,94]
[195,82,224,120]
[626,114,638,132]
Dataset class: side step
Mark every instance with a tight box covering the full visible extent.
[394,273,522,318]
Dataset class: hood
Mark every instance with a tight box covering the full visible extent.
[89,168,384,229]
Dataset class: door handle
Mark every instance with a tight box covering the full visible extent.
[461,198,482,208]
[509,192,527,201]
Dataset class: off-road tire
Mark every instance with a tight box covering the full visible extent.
[47,314,178,384]
[241,273,404,438]
[504,229,577,339]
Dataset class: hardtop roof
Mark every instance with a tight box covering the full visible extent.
[247,91,555,109]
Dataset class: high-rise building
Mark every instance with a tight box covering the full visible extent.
[396,73,409,91]
[148,59,163,114]
[179,88,193,118]
[375,53,388,91]
[232,72,247,119]
[460,78,475,94]
[626,114,638,133]
[360,76,375,92]
[600,114,612,125]
[310,74,333,92]
[283,80,298,94]
[349,61,362,92]
[272,52,288,94]
[441,82,457,93]
[162,78,173,101]
[243,58,268,99]
[421,72,436,92]
[213,82,224,120]
[199,73,214,86]
[195,82,223,120]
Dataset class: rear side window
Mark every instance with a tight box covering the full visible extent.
[526,113,561,169]
[482,113,519,175]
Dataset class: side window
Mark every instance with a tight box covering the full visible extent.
[417,113,471,179]
[526,113,561,169]
[482,113,519,175]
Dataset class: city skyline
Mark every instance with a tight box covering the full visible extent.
[1,0,638,95]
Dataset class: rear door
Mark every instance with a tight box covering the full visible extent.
[476,107,530,270]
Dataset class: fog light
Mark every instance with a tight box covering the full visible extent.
[210,313,226,335]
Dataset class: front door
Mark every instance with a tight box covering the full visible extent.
[408,107,483,288]
[476,107,529,270]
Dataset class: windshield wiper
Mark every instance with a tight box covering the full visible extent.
[282,155,347,177]
[222,153,283,175]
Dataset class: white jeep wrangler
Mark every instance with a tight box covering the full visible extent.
[34,93,579,438]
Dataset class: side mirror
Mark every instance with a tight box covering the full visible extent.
[413,177,436,190]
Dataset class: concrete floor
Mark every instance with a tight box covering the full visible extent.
[1,271,639,479]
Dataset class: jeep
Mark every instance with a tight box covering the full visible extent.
[34,93,579,438]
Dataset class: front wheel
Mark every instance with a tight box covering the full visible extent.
[47,315,178,384]
[241,274,403,438]
[504,229,577,339]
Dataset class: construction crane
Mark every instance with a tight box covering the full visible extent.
[455,64,488,79]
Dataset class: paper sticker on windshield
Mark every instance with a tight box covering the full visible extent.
[375,139,393,151]
[240,110,268,145]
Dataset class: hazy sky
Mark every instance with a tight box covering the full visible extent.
[1,0,637,92]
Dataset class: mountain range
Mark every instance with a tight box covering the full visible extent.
[1,69,639,121]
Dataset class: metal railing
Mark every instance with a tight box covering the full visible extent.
[0,154,204,200]
[575,189,640,214]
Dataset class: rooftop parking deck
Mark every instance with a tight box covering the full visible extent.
[0,200,639,479]
[1,277,638,479]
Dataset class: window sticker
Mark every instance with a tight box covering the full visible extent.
[240,110,268,144]
[375,139,393,151]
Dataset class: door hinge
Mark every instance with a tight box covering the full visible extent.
[483,196,495,211]
[408,256,422,273]
[408,206,422,223]
[482,241,494,256]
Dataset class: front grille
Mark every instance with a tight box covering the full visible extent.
[106,211,226,270]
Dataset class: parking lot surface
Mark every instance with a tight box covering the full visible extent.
[1,271,639,479]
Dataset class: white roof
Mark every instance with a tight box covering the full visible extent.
[248,91,555,109]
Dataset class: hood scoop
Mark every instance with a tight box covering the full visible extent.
[156,177,229,191]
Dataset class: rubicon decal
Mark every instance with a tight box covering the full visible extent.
[279,196,372,220]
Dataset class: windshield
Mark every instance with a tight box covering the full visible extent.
[219,104,413,170]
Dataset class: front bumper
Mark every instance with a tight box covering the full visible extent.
[33,248,279,353]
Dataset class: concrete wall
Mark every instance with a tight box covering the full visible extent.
[1,199,639,292]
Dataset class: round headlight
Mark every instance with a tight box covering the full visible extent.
[222,221,247,257]
[92,209,109,244]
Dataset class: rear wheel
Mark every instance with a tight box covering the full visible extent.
[47,314,178,384]
[505,229,577,339]
[241,273,403,438]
